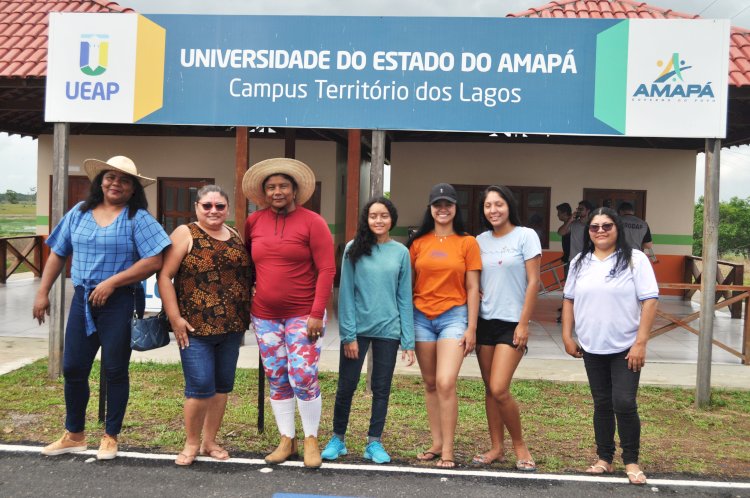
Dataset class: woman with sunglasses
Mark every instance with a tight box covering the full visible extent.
[408,183,481,469]
[158,185,251,466]
[561,207,658,485]
[473,186,540,472]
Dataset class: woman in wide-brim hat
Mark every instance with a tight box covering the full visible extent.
[33,155,170,461]
[243,158,335,469]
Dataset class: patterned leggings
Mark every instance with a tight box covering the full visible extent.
[252,314,323,401]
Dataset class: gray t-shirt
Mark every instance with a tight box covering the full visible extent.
[478,226,541,322]
[569,220,587,260]
[620,214,651,250]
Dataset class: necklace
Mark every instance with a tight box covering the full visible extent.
[434,232,454,243]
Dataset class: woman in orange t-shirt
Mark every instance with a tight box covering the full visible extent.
[407,183,481,469]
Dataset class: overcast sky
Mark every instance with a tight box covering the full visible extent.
[2,0,750,199]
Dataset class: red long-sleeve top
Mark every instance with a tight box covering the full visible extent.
[244,207,335,320]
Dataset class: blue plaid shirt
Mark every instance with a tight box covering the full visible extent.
[47,201,171,334]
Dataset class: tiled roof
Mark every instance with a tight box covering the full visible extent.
[0,0,132,78]
[508,0,750,87]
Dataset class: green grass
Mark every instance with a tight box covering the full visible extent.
[0,201,36,237]
[0,360,748,478]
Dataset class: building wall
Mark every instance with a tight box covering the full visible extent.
[36,134,338,233]
[390,141,695,254]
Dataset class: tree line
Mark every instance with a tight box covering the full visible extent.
[693,196,750,257]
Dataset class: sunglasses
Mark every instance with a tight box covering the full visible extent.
[588,223,615,233]
[198,202,227,211]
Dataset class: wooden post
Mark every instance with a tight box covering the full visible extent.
[345,130,361,242]
[697,138,720,408]
[234,127,249,239]
[48,122,69,379]
[285,128,296,159]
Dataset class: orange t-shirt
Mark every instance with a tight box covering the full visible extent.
[409,233,482,319]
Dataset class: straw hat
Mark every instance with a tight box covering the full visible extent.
[83,156,156,187]
[242,158,316,208]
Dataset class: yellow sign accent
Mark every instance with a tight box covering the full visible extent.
[133,15,165,122]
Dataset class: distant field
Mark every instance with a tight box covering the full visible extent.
[0,202,35,237]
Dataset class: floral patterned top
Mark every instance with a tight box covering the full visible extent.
[175,223,251,336]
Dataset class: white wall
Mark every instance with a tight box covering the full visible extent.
[37,134,337,233]
[390,142,696,254]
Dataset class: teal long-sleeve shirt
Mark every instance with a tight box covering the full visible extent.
[338,239,415,350]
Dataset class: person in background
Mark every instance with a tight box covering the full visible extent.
[243,158,336,469]
[617,202,658,263]
[555,202,573,322]
[567,200,595,262]
[321,197,415,464]
[408,183,481,469]
[562,207,658,486]
[158,185,251,466]
[473,186,540,472]
[33,156,170,461]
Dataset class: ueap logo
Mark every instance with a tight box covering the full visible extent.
[67,33,119,101]
[632,52,714,100]
[47,13,165,123]
[79,34,109,76]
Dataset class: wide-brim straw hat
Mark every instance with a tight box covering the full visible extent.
[242,158,315,208]
[83,156,156,187]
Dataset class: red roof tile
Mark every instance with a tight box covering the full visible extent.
[0,0,132,78]
[508,0,750,86]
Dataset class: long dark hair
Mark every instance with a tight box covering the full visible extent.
[407,202,468,248]
[572,207,632,275]
[79,171,148,218]
[480,185,522,231]
[347,197,398,267]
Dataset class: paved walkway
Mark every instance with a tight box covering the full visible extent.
[2,274,749,389]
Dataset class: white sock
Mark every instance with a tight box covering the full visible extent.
[297,396,322,437]
[270,397,296,438]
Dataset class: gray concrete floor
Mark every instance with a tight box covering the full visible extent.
[2,273,749,389]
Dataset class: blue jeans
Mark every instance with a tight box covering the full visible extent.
[332,336,400,438]
[583,348,641,465]
[63,285,142,436]
[179,332,243,398]
[414,305,467,342]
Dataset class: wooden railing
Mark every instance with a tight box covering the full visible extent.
[655,283,750,365]
[684,255,745,318]
[0,236,44,283]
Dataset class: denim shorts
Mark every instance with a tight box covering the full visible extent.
[179,332,243,398]
[414,305,468,342]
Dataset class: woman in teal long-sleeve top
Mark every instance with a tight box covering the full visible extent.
[321,197,415,464]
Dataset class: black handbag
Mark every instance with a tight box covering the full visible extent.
[130,300,171,352]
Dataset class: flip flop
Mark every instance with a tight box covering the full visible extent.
[416,450,441,461]
[435,458,456,469]
[626,470,647,485]
[516,459,537,472]
[200,447,230,461]
[471,453,505,465]
[175,452,197,466]
[585,463,613,474]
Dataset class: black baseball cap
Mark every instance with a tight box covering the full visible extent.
[429,183,457,204]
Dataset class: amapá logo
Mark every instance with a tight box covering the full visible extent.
[79,34,109,76]
[632,52,714,99]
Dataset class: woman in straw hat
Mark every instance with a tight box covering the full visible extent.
[33,156,170,461]
[243,158,335,468]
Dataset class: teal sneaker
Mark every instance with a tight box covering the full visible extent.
[320,435,347,461]
[363,440,391,464]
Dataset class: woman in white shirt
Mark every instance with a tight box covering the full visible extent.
[562,207,658,485]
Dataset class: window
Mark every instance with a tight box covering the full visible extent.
[454,184,551,248]
[583,189,647,219]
